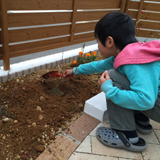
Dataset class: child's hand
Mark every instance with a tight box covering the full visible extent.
[98,70,110,87]
[63,69,74,77]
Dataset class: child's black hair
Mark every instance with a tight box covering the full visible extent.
[94,11,138,51]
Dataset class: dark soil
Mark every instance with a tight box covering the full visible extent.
[0,62,101,160]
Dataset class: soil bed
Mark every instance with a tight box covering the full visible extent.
[0,62,101,160]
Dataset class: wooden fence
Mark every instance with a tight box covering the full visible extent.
[0,0,160,70]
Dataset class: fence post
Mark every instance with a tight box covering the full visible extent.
[0,0,10,70]
[124,0,131,13]
[120,0,127,13]
[70,0,78,42]
[135,0,144,29]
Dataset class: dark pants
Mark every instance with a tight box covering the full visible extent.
[107,69,160,131]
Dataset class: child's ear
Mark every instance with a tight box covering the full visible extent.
[105,36,114,48]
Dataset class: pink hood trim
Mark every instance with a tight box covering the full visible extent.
[114,40,160,70]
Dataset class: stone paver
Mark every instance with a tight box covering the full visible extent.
[69,152,118,160]
[142,143,160,160]
[91,136,143,160]
[138,131,159,144]
[76,136,91,153]
[154,129,160,142]
[71,119,160,160]
[151,120,160,129]
[36,112,160,160]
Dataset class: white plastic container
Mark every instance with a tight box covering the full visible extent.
[84,92,108,121]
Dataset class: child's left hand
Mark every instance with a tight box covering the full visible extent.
[98,70,110,87]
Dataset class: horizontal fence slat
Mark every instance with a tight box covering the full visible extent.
[128,1,139,10]
[75,22,97,33]
[127,11,160,22]
[7,0,73,10]
[128,1,160,12]
[77,11,113,22]
[9,35,95,58]
[9,25,71,43]
[136,30,160,38]
[138,21,160,30]
[143,2,160,12]
[8,12,72,27]
[77,0,121,9]
[74,32,95,41]
[9,36,70,57]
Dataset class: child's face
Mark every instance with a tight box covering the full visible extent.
[97,37,119,58]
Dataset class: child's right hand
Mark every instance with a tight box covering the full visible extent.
[63,69,74,77]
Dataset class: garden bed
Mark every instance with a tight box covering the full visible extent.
[0,60,101,160]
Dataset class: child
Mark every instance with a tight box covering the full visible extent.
[64,11,160,152]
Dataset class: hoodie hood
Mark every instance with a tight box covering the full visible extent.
[114,40,160,70]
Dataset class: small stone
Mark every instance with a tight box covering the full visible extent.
[32,122,36,127]
[39,115,43,120]
[57,156,62,160]
[16,155,20,159]
[40,96,45,101]
[2,135,6,140]
[35,145,45,152]
[4,104,8,109]
[14,120,18,124]
[2,117,9,122]
[21,150,24,153]
[37,106,42,112]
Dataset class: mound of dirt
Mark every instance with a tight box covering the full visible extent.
[0,62,101,159]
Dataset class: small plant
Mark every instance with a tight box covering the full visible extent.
[135,11,144,36]
[72,51,97,67]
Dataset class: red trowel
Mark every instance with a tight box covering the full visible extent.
[42,71,73,79]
